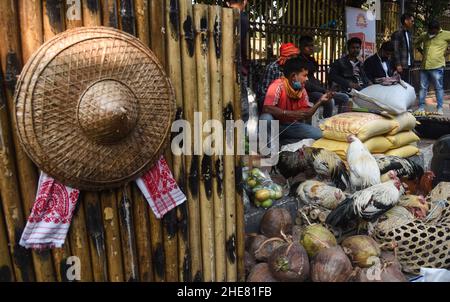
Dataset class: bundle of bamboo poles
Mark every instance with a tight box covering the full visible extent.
[0,0,244,282]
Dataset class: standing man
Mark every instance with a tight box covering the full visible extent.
[299,35,349,117]
[415,20,450,115]
[363,41,395,83]
[391,13,415,83]
[329,37,370,94]
[257,43,300,113]
[227,0,249,121]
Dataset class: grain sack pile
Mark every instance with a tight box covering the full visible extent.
[313,112,419,159]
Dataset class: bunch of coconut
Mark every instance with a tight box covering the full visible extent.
[246,208,407,282]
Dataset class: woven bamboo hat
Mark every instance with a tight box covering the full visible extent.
[14,27,176,190]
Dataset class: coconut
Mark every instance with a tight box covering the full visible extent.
[268,243,310,282]
[253,237,286,262]
[380,251,402,271]
[247,263,278,282]
[341,235,381,268]
[244,251,257,277]
[249,235,269,257]
[260,208,292,238]
[311,246,353,282]
[354,261,407,282]
[300,224,337,258]
[245,233,259,252]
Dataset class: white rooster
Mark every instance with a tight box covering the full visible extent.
[296,180,346,210]
[325,171,405,227]
[346,135,380,192]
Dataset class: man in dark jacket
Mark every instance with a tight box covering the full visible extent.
[363,41,395,83]
[299,35,349,117]
[391,13,415,83]
[329,37,370,93]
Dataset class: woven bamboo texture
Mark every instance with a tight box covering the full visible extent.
[14,27,175,190]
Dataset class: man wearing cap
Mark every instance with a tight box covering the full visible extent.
[298,35,349,118]
[257,43,300,112]
[415,20,450,115]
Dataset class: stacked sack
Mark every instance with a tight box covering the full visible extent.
[313,112,419,159]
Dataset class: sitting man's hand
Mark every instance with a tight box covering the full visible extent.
[320,91,335,103]
[349,82,361,90]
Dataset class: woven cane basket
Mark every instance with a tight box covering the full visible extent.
[373,201,450,274]
[14,27,175,190]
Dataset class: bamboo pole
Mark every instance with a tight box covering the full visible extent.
[165,0,189,282]
[193,3,215,282]
[179,0,202,282]
[83,191,108,281]
[150,0,167,66]
[82,0,102,26]
[80,1,108,282]
[119,0,136,35]
[131,183,154,281]
[232,8,245,282]
[222,7,237,282]
[65,0,83,29]
[148,210,165,282]
[117,185,139,281]
[0,72,35,282]
[100,190,124,281]
[42,0,65,41]
[134,0,150,46]
[18,0,44,63]
[102,0,119,28]
[54,2,95,282]
[0,197,15,282]
[68,197,94,281]
[207,5,226,282]
[0,0,59,282]
[149,0,178,282]
[52,242,73,282]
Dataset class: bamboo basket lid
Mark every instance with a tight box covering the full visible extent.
[14,27,176,190]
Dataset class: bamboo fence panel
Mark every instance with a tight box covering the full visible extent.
[0,0,54,282]
[221,7,237,282]
[193,4,215,282]
[0,0,244,282]
[207,5,226,283]
[179,0,202,282]
[232,8,245,282]
[164,0,190,282]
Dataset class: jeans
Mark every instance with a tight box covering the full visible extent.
[309,92,350,118]
[419,68,444,109]
[259,113,322,146]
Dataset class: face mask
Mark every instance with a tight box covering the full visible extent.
[292,81,302,90]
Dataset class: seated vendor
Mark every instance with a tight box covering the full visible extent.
[363,41,395,83]
[329,37,370,93]
[259,57,333,145]
[298,35,349,118]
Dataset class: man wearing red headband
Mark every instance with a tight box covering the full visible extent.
[257,43,300,112]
